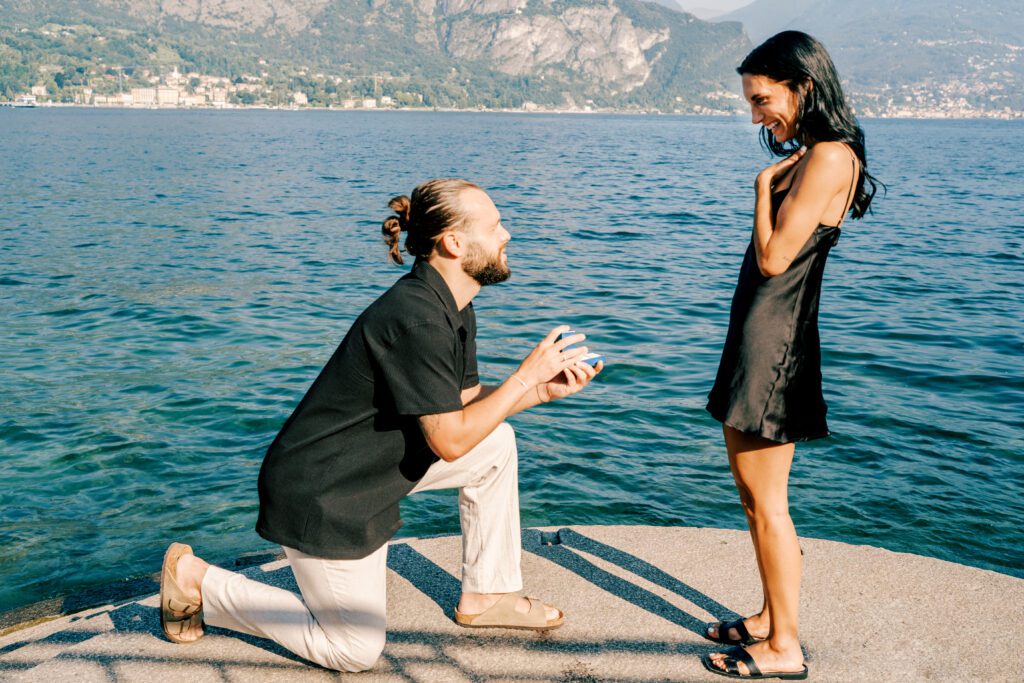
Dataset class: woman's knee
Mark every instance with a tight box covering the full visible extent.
[750,505,792,532]
[734,481,759,517]
[736,482,788,523]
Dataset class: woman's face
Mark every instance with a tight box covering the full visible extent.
[741,74,801,143]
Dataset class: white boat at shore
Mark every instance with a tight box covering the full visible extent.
[0,95,37,108]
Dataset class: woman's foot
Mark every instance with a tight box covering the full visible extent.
[706,613,770,644]
[708,639,805,677]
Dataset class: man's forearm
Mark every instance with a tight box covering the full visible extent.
[467,382,547,416]
[423,377,531,461]
[425,378,546,461]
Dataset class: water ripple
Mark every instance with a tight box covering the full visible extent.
[0,110,1021,614]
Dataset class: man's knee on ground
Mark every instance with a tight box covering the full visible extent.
[321,633,386,673]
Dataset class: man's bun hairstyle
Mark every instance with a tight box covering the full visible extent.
[381,195,411,264]
[381,178,480,265]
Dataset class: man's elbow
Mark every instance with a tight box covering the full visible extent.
[425,436,467,462]
[433,446,464,463]
[419,413,469,462]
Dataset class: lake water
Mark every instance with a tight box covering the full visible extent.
[1,109,1021,615]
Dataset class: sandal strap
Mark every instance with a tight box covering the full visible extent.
[166,597,201,616]
[723,646,762,677]
[709,618,758,645]
[726,657,741,675]
[468,593,548,627]
[164,612,202,635]
[730,619,754,645]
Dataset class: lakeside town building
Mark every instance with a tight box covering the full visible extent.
[4,65,1022,119]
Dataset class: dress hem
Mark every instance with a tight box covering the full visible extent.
[706,404,830,445]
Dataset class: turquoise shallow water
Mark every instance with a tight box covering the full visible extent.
[1,110,1022,615]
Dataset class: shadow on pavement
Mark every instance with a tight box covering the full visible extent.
[2,530,730,680]
[523,528,738,636]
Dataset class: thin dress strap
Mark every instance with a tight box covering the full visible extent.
[835,149,860,228]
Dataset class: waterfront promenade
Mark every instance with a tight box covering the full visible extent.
[1,525,1020,681]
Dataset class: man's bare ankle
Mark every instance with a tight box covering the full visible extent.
[176,554,209,598]
[459,592,498,603]
[458,591,511,614]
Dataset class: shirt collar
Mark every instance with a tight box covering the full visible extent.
[410,258,464,323]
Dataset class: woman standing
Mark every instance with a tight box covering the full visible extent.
[703,31,879,680]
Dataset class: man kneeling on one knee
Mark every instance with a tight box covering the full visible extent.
[158,178,604,672]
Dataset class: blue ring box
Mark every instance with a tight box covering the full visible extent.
[558,331,605,367]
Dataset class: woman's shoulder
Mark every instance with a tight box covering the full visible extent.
[806,141,855,167]
[798,142,859,188]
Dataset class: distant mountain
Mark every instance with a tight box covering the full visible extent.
[677,0,755,21]
[716,0,818,43]
[684,7,732,20]
[641,0,688,14]
[0,0,751,110]
[716,0,1024,113]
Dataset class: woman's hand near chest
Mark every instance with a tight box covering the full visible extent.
[756,146,805,192]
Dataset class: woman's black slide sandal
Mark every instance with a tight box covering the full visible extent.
[701,646,809,680]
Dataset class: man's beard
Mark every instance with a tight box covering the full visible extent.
[462,242,510,286]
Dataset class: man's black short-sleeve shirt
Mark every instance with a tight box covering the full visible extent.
[255,260,479,559]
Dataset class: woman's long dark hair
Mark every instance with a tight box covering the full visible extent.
[738,31,881,219]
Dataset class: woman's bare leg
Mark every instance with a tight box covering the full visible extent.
[707,426,773,643]
[709,427,804,675]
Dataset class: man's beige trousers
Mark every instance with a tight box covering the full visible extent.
[201,422,522,671]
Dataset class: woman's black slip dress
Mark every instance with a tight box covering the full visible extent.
[706,156,858,444]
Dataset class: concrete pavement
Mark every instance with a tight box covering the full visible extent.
[1,526,1021,681]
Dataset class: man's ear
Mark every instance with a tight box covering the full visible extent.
[437,231,462,258]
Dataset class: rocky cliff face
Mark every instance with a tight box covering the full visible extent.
[96,0,334,34]
[115,0,680,93]
[441,2,670,92]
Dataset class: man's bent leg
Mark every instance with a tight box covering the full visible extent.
[411,422,522,594]
[201,544,387,672]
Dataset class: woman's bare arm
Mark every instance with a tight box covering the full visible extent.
[752,142,855,277]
